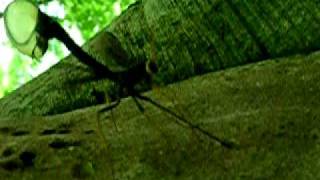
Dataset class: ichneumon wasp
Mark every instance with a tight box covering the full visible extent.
[3,0,237,149]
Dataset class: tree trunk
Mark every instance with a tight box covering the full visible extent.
[0,0,320,179]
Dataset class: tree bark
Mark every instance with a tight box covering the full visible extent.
[0,0,320,178]
[0,50,320,179]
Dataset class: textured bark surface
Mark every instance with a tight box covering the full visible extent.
[0,0,320,178]
[0,51,319,179]
[0,0,319,117]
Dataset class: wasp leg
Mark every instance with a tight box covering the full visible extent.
[132,96,145,113]
[98,99,121,130]
[109,108,119,132]
[135,94,238,149]
[95,101,119,180]
[98,99,121,113]
[132,96,157,124]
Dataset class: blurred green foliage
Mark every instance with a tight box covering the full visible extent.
[0,0,136,98]
[36,0,136,39]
